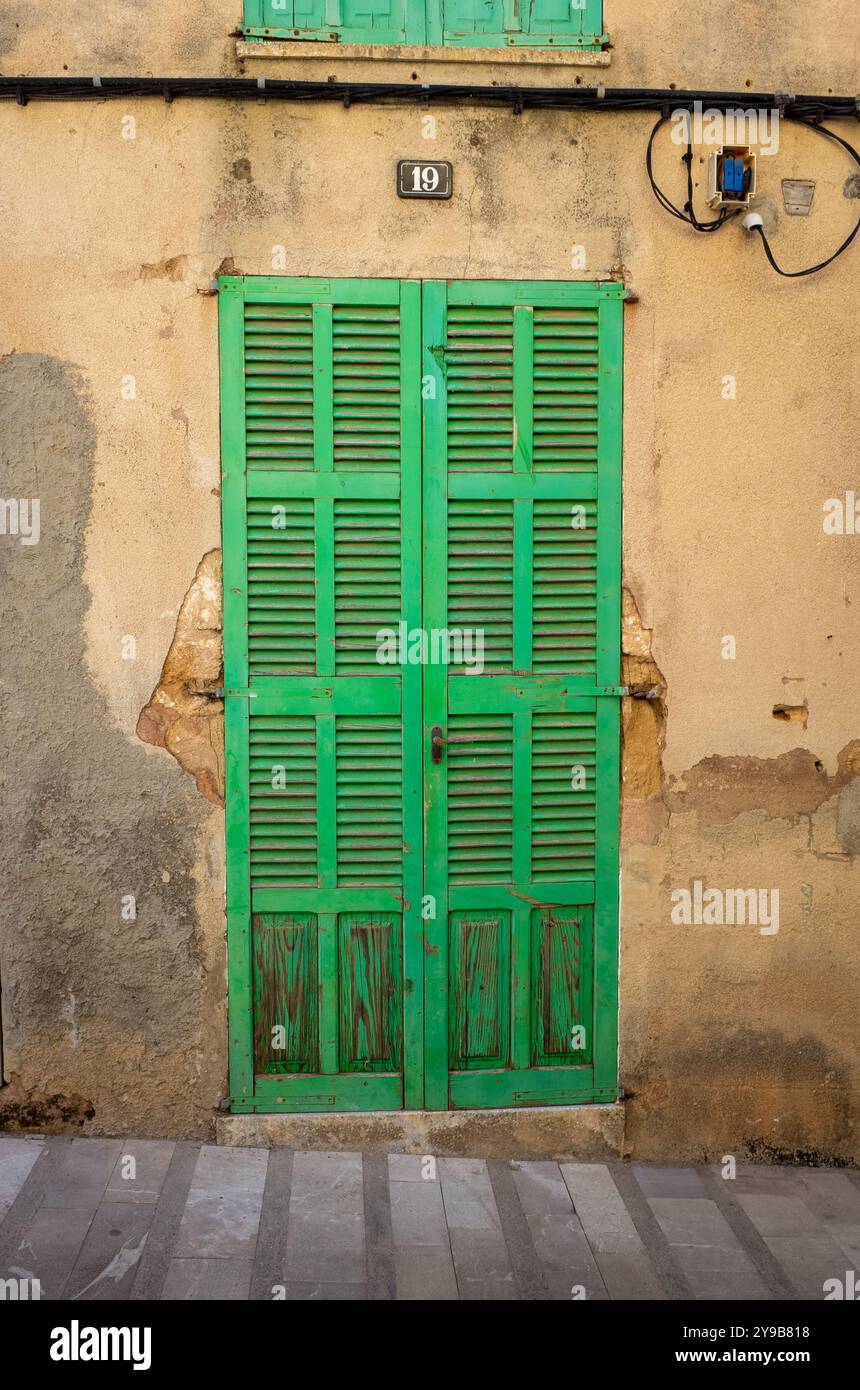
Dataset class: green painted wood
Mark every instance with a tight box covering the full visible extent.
[421,280,450,1111]
[593,295,623,1097]
[249,675,402,717]
[449,1070,615,1109]
[448,880,595,910]
[242,0,605,46]
[448,472,597,501]
[220,280,255,1104]
[530,905,592,1065]
[421,279,621,1112]
[249,1072,404,1110]
[221,276,425,1113]
[399,279,425,1108]
[253,888,406,914]
[338,912,402,1071]
[252,912,319,1072]
[223,276,622,1116]
[247,471,401,500]
[448,911,510,1070]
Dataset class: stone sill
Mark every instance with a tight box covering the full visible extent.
[216,1103,625,1159]
[236,39,611,68]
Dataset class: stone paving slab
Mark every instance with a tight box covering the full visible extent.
[0,1135,857,1301]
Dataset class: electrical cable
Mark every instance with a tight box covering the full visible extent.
[646,109,860,275]
[645,114,736,233]
[0,76,856,121]
[747,117,860,277]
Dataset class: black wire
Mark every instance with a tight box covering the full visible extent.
[750,117,860,277]
[646,114,735,233]
[0,77,856,118]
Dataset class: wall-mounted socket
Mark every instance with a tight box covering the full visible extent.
[708,146,757,209]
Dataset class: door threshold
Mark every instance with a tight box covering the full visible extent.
[216,1103,624,1160]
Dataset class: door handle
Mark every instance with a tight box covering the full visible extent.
[431,725,445,764]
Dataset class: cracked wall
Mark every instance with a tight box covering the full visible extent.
[137,550,225,807]
[0,0,858,1154]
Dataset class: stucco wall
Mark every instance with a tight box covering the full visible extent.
[0,0,858,1156]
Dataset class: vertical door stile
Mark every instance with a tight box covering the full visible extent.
[311,302,338,1076]
[592,291,623,1097]
[220,277,254,1108]
[421,280,450,1111]
[400,279,425,1108]
[511,304,535,1075]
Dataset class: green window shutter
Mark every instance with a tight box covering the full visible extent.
[441,0,604,46]
[242,0,605,45]
[441,0,503,41]
[245,0,415,43]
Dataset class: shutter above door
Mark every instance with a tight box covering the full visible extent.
[242,0,606,46]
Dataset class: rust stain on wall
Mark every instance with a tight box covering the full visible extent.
[137,549,225,806]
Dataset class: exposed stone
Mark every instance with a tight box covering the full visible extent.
[137,550,225,806]
[621,588,667,805]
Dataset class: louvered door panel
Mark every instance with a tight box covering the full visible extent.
[447,715,513,883]
[334,498,402,673]
[533,307,599,472]
[445,306,514,472]
[222,277,422,1112]
[244,303,314,471]
[422,280,622,1112]
[247,497,316,674]
[532,498,597,674]
[249,714,318,890]
[447,500,513,670]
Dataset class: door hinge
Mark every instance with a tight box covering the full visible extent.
[217,687,257,699]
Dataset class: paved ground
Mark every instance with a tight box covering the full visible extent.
[1,1136,858,1300]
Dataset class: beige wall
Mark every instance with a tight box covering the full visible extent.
[0,1,858,1157]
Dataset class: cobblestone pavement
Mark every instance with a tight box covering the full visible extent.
[1,1136,858,1300]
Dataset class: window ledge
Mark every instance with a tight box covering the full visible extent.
[236,39,611,68]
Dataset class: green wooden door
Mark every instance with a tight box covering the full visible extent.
[220,276,622,1114]
[422,281,622,1109]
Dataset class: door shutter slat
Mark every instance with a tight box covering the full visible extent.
[249,714,318,888]
[244,305,314,471]
[247,496,316,672]
[533,307,600,472]
[334,498,402,672]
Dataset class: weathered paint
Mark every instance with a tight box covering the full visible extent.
[0,0,857,1157]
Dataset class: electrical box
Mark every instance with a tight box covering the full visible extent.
[708,146,757,209]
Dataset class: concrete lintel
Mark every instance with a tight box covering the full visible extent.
[216,1104,624,1160]
[236,40,612,68]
